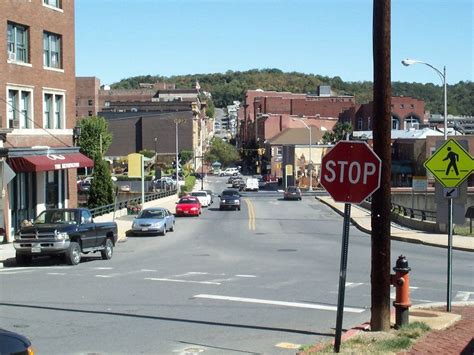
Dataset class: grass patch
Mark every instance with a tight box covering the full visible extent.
[304,322,431,354]
[454,225,473,236]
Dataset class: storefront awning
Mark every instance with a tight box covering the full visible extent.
[7,153,94,173]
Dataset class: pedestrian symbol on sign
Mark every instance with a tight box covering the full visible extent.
[443,147,459,176]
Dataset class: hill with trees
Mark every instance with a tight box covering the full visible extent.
[111,69,473,116]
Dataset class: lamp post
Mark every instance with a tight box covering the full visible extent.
[292,117,313,191]
[402,58,452,312]
[175,121,179,191]
[401,59,447,140]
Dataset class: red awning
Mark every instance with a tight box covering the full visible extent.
[7,153,94,173]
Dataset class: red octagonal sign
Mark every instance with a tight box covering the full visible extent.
[320,141,381,204]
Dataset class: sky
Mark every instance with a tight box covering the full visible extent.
[75,0,473,86]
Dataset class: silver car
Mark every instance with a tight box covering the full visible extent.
[131,208,175,236]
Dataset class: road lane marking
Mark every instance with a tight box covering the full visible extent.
[93,267,113,270]
[245,199,256,230]
[145,278,221,285]
[95,275,113,278]
[140,269,158,272]
[235,274,257,278]
[47,272,66,275]
[0,270,35,275]
[346,282,364,288]
[455,291,473,301]
[194,294,365,313]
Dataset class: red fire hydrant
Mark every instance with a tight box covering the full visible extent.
[391,255,412,328]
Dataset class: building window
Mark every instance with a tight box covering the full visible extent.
[7,88,32,129]
[88,99,93,106]
[391,116,400,130]
[104,101,110,108]
[404,116,420,130]
[357,117,364,130]
[7,22,29,63]
[276,146,282,156]
[43,32,61,68]
[88,111,93,116]
[44,92,64,129]
[43,0,61,9]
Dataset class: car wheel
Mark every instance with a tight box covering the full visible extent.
[170,222,175,232]
[237,206,241,211]
[161,227,167,236]
[101,238,114,260]
[66,241,81,265]
[15,253,32,266]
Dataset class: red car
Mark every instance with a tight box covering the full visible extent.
[175,196,201,216]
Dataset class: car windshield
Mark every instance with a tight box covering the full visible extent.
[178,198,198,204]
[34,210,79,224]
[191,192,206,197]
[287,187,298,192]
[137,210,165,219]
[222,190,239,197]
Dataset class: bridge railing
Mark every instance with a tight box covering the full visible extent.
[90,189,177,218]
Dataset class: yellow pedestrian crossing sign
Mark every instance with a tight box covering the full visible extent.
[424,139,474,188]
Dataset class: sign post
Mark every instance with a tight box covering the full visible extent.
[424,139,474,311]
[320,141,381,353]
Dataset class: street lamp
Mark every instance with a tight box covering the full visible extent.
[401,59,447,140]
[154,137,158,167]
[292,117,313,191]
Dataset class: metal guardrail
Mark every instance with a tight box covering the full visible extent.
[90,189,177,218]
[391,202,437,222]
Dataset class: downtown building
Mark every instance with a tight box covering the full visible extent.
[0,0,93,241]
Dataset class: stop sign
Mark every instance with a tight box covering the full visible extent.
[320,141,381,204]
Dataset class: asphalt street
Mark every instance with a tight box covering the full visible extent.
[0,175,473,354]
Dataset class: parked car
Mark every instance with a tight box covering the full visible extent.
[13,208,117,266]
[175,196,201,216]
[120,184,131,192]
[219,189,241,211]
[284,186,302,200]
[190,191,211,207]
[0,328,34,355]
[78,180,91,192]
[253,175,266,189]
[220,167,240,176]
[227,175,242,184]
[131,207,175,236]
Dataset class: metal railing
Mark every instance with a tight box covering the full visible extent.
[90,189,177,218]
[390,202,437,222]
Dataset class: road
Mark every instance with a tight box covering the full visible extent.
[1,176,473,354]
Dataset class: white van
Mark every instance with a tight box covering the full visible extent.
[220,167,239,176]
[245,178,259,191]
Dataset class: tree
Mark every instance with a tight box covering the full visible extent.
[204,137,239,167]
[77,116,112,159]
[87,158,114,208]
[322,122,353,144]
[138,149,155,159]
[78,116,115,208]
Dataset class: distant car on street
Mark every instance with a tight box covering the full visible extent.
[175,196,201,216]
[220,167,240,176]
[219,189,241,211]
[190,191,211,207]
[131,207,175,236]
[284,186,302,201]
[244,178,259,191]
[204,189,214,204]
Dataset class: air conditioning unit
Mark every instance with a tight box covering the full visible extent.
[8,51,16,61]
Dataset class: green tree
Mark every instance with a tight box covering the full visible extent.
[322,122,353,144]
[87,158,114,208]
[204,137,239,167]
[205,98,215,118]
[77,116,112,159]
[138,149,155,159]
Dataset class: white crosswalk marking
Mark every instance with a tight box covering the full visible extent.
[145,278,221,285]
[455,291,473,301]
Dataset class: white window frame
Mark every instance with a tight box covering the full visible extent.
[43,31,62,69]
[6,85,34,129]
[43,0,63,12]
[391,116,400,130]
[404,117,420,130]
[43,89,65,129]
[7,22,29,64]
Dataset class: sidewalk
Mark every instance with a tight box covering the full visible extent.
[306,196,474,354]
[0,193,180,268]
[316,196,474,252]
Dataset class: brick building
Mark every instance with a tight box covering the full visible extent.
[0,0,93,240]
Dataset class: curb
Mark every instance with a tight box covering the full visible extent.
[316,197,473,252]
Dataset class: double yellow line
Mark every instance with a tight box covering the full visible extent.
[245,198,256,230]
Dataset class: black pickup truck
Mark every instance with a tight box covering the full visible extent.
[13,208,118,266]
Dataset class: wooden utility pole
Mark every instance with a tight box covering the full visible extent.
[371,0,392,331]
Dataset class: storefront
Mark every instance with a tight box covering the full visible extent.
[1,147,93,240]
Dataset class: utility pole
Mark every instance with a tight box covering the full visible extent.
[371,0,392,331]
